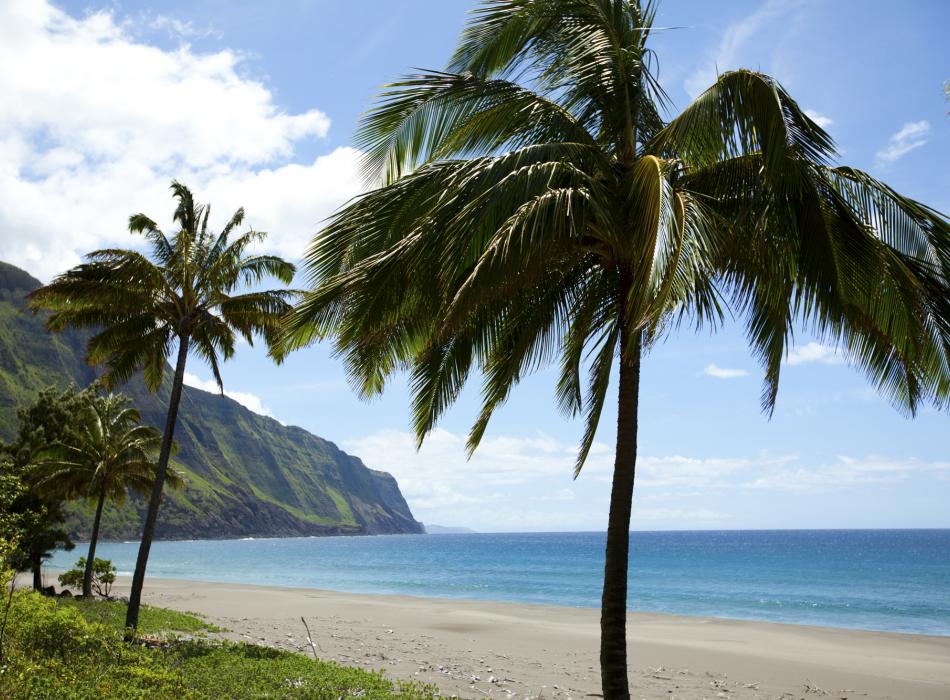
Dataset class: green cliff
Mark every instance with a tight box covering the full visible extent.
[0,261,423,540]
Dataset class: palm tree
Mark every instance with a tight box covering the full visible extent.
[281,2,949,697]
[28,181,296,632]
[32,392,183,597]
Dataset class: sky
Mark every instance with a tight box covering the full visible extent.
[0,0,947,532]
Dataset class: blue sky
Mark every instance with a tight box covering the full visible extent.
[0,0,947,531]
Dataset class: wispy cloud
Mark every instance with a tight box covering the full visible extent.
[345,428,613,530]
[347,425,950,529]
[876,120,931,165]
[346,428,770,529]
[784,341,842,366]
[636,455,772,489]
[145,14,222,41]
[703,363,749,379]
[746,456,950,491]
[684,0,803,97]
[805,109,834,129]
[345,427,599,498]
[183,372,275,418]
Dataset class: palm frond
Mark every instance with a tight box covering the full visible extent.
[357,70,595,183]
[650,69,836,179]
[283,0,949,496]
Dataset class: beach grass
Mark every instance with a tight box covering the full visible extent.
[0,591,439,699]
[61,596,227,636]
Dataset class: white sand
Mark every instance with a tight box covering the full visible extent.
[95,575,950,700]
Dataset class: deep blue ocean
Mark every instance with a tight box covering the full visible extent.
[50,530,950,636]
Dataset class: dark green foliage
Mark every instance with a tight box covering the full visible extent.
[3,384,97,471]
[33,393,171,506]
[33,392,178,596]
[0,592,438,699]
[0,386,93,585]
[58,558,116,598]
[0,467,25,545]
[0,263,422,539]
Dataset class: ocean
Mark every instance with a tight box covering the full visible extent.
[49,529,950,636]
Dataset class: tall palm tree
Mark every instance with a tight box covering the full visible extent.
[32,392,183,597]
[281,1,950,697]
[28,181,296,632]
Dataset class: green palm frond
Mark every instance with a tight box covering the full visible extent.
[29,181,297,396]
[30,393,180,503]
[649,69,836,173]
[357,70,596,183]
[283,0,948,481]
[278,3,947,696]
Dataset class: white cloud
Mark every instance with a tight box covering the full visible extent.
[875,120,931,165]
[0,0,363,280]
[346,426,949,530]
[702,363,749,379]
[345,428,612,529]
[784,341,843,366]
[201,148,363,264]
[804,109,834,129]
[746,456,950,492]
[183,372,275,418]
[346,427,599,492]
[684,0,802,97]
[635,455,767,489]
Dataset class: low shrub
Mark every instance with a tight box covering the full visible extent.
[7,592,109,660]
[57,557,116,597]
[0,592,439,699]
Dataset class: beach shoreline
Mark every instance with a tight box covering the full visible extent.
[42,565,950,638]
[54,573,950,700]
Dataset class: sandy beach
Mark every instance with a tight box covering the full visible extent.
[70,574,949,700]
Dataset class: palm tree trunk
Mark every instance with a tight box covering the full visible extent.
[83,489,107,597]
[31,554,42,592]
[124,333,190,634]
[599,326,642,700]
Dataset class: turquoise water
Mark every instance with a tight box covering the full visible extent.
[50,530,950,636]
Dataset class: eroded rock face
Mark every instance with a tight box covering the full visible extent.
[0,261,424,541]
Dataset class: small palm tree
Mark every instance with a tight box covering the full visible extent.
[29,181,296,631]
[281,2,949,697]
[32,392,183,597]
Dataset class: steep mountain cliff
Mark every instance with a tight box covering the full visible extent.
[0,261,423,539]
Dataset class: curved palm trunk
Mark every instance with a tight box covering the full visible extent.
[124,334,190,634]
[600,328,642,700]
[83,489,107,597]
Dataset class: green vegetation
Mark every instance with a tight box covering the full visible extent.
[2,387,171,598]
[57,558,117,598]
[0,260,422,542]
[29,181,300,630]
[0,592,436,699]
[282,1,950,697]
[33,393,180,596]
[57,595,224,636]
[1,386,88,589]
